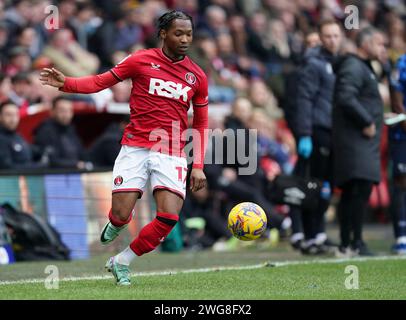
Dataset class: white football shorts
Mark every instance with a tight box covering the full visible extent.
[111,146,188,199]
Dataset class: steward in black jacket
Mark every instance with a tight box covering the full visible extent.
[286,20,343,255]
[333,53,383,187]
[294,46,337,137]
[332,27,385,255]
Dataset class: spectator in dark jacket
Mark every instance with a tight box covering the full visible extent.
[333,27,386,256]
[34,96,89,169]
[289,19,342,254]
[0,101,44,170]
[89,116,129,168]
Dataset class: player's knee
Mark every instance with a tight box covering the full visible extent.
[156,201,183,215]
[111,207,132,222]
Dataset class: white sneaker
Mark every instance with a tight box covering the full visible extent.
[335,246,357,258]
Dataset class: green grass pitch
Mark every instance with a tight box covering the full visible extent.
[1,248,405,300]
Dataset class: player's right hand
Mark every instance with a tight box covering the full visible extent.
[362,123,376,138]
[39,68,65,88]
[190,168,207,192]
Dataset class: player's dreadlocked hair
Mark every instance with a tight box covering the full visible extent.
[157,10,194,38]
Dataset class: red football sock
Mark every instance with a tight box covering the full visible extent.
[109,209,132,227]
[130,212,179,256]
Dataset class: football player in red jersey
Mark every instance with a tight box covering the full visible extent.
[40,11,208,285]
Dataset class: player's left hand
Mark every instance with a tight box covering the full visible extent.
[190,168,207,192]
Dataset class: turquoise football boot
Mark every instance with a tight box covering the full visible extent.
[100,222,127,245]
[105,256,131,286]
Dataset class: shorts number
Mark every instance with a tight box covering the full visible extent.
[176,166,188,183]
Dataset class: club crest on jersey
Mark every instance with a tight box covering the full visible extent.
[185,72,196,85]
[149,78,191,102]
[114,175,123,186]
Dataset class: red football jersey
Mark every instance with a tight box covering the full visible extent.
[110,48,208,156]
[60,48,209,168]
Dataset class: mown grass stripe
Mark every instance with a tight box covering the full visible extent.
[1,255,405,286]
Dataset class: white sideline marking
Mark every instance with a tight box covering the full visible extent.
[1,255,405,286]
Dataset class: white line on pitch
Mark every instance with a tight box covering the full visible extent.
[0,255,405,286]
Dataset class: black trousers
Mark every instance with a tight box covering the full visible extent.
[290,127,333,240]
[391,185,406,238]
[337,179,373,247]
[389,139,406,238]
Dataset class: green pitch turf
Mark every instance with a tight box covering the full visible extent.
[1,254,405,299]
[1,225,405,300]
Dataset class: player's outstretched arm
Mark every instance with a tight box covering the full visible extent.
[40,67,120,94]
